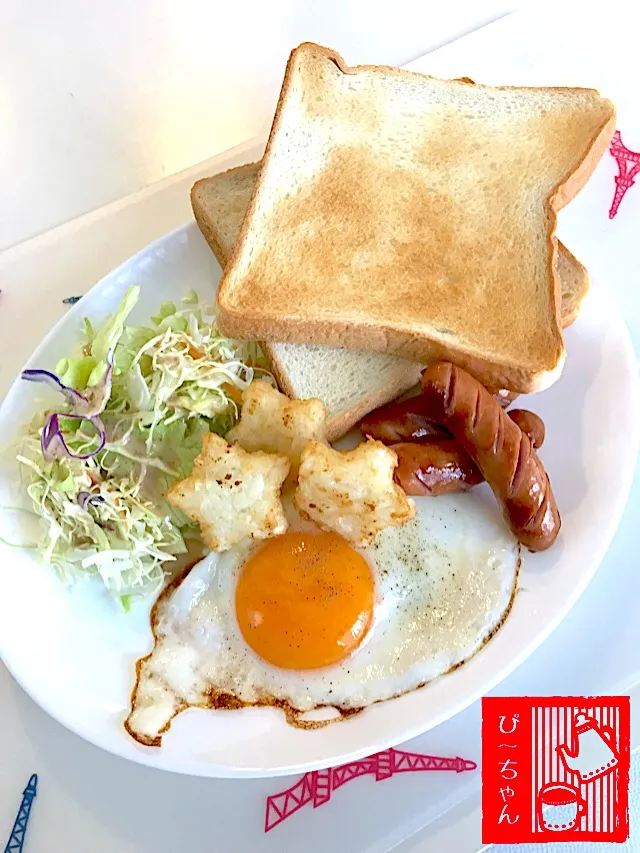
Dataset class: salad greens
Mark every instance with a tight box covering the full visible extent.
[17,286,269,607]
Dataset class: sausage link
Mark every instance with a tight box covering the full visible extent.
[508,409,545,449]
[392,440,484,496]
[359,395,451,443]
[420,362,560,551]
[391,411,545,496]
[361,396,544,448]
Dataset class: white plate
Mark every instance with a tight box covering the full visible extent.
[0,223,638,778]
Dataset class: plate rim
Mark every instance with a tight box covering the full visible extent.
[1,222,639,778]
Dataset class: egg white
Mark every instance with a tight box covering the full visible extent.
[125,493,520,745]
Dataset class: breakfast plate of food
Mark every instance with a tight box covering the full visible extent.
[0,43,638,777]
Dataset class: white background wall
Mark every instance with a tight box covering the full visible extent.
[0,0,514,250]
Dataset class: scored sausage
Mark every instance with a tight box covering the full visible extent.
[361,396,544,448]
[420,362,560,551]
[359,395,451,443]
[391,410,543,497]
[392,440,484,496]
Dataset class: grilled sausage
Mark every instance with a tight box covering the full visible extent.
[359,395,450,443]
[392,410,545,497]
[420,362,560,551]
[361,396,545,449]
[507,409,545,449]
[392,440,484,496]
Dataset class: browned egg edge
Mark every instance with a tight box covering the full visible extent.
[124,544,522,747]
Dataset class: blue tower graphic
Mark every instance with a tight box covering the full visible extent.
[4,775,37,853]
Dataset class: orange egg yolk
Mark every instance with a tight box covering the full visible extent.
[235,531,374,670]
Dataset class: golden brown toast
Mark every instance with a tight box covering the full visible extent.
[216,43,615,393]
[193,161,589,438]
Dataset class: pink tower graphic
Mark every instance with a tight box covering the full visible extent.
[265,747,477,831]
[609,131,640,218]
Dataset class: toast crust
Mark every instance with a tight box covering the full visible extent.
[216,43,615,394]
[556,243,589,327]
[191,163,259,267]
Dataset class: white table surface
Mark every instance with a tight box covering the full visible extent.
[1,6,640,853]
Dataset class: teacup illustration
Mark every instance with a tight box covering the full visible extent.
[537,783,586,832]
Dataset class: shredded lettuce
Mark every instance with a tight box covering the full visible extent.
[16,287,271,606]
[56,285,139,391]
[89,285,140,383]
[17,433,185,598]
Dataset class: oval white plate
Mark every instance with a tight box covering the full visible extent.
[0,223,638,778]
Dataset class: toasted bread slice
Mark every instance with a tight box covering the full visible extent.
[193,163,421,441]
[216,43,615,393]
[556,242,589,327]
[193,162,589,439]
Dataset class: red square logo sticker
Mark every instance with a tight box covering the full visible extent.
[482,696,630,843]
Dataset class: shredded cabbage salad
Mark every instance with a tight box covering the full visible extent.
[16,286,270,608]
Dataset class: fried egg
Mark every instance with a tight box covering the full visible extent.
[125,493,520,746]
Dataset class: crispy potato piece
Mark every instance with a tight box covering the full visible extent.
[167,433,290,551]
[294,439,415,546]
[227,381,328,481]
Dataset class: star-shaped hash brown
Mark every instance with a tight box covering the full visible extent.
[167,433,290,551]
[227,380,328,481]
[294,438,415,546]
